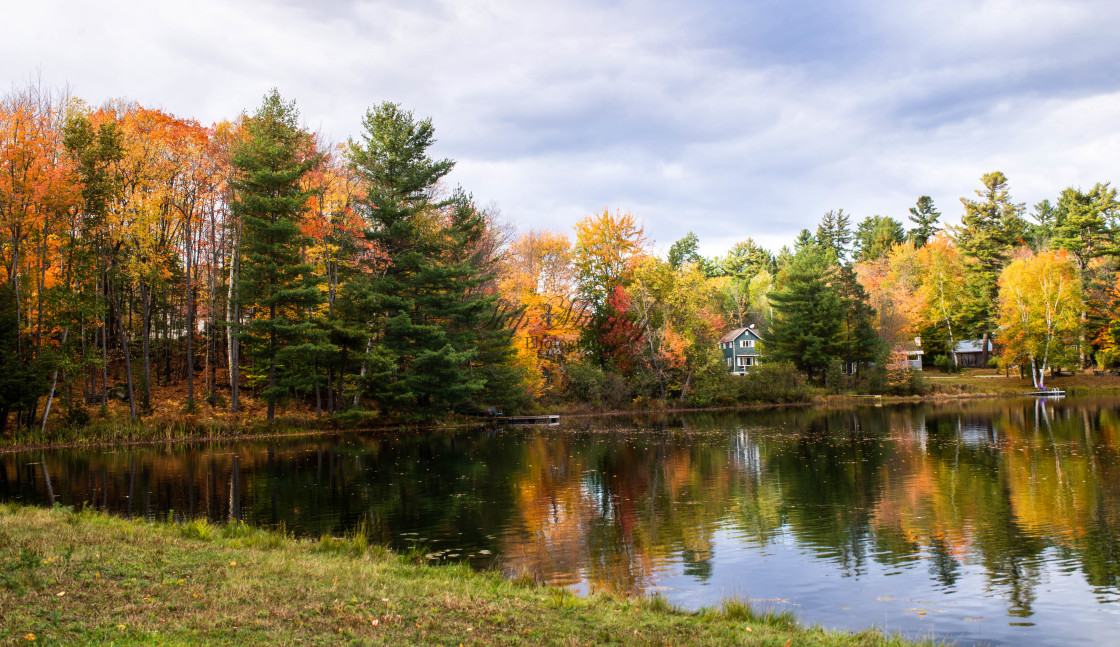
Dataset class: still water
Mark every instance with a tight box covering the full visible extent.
[3,398,1120,645]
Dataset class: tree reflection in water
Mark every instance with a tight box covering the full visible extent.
[3,398,1120,642]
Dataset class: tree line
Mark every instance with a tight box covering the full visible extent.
[0,84,520,432]
[504,172,1118,402]
[2,81,1117,433]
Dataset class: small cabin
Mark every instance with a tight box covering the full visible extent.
[719,326,763,375]
[953,339,992,368]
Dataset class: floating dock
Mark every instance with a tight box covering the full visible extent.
[1028,390,1065,397]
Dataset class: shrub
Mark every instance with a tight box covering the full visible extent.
[824,358,844,394]
[932,354,960,373]
[684,367,737,407]
[564,362,632,409]
[736,363,814,403]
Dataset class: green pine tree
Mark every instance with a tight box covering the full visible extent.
[836,264,882,375]
[907,196,941,247]
[853,215,905,261]
[766,246,843,382]
[815,209,853,263]
[231,89,327,422]
[347,102,519,416]
[956,171,1026,364]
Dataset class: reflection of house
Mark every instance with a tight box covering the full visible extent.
[719,326,763,375]
[953,339,992,368]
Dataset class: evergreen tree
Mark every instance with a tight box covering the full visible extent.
[907,196,941,247]
[853,215,905,261]
[835,264,882,373]
[348,102,516,415]
[1052,183,1118,275]
[1029,199,1058,251]
[711,238,775,279]
[815,209,853,263]
[231,90,326,422]
[793,228,815,254]
[766,246,843,381]
[1051,182,1119,366]
[957,171,1026,364]
[667,232,701,269]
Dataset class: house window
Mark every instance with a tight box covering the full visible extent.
[727,357,732,368]
[739,339,754,348]
[737,356,754,368]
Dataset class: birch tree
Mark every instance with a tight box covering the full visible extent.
[997,251,1081,390]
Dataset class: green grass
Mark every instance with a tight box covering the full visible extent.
[0,504,943,646]
[918,369,1120,397]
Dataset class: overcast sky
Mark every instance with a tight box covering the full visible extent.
[4,0,1119,256]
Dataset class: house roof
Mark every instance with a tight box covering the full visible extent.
[719,326,762,344]
[955,339,992,353]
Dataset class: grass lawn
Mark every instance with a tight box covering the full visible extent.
[0,504,939,646]
[921,368,1120,396]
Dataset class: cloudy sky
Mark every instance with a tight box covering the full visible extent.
[4,0,1119,255]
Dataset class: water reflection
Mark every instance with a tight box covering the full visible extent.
[3,398,1120,645]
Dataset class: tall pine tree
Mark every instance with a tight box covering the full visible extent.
[957,171,1026,365]
[231,90,326,422]
[766,245,843,382]
[347,102,517,416]
[907,196,941,247]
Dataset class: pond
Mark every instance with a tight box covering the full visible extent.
[3,398,1120,645]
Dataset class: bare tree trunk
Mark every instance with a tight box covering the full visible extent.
[354,336,372,407]
[140,282,152,410]
[267,303,276,422]
[227,227,240,413]
[99,256,108,407]
[981,330,990,368]
[208,205,219,407]
[1080,309,1087,369]
[112,281,137,421]
[40,328,69,434]
[185,213,195,408]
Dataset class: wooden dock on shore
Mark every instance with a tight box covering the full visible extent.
[495,414,560,426]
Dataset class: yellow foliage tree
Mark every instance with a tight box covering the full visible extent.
[499,229,582,397]
[997,250,1081,389]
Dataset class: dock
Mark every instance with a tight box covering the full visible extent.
[495,414,560,426]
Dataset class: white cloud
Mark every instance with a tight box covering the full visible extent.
[5,0,1120,257]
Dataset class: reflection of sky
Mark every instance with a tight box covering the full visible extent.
[654,530,1120,647]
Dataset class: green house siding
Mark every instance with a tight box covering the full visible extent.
[718,327,763,373]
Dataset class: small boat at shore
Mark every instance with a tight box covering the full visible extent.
[1028,389,1065,396]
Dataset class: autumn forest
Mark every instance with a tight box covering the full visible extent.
[1,82,1118,434]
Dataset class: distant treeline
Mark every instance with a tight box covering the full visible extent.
[1,81,1115,433]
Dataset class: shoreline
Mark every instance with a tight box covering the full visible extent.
[0,504,935,646]
[4,373,1118,454]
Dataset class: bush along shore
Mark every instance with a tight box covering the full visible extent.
[0,504,940,647]
[8,368,1120,452]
